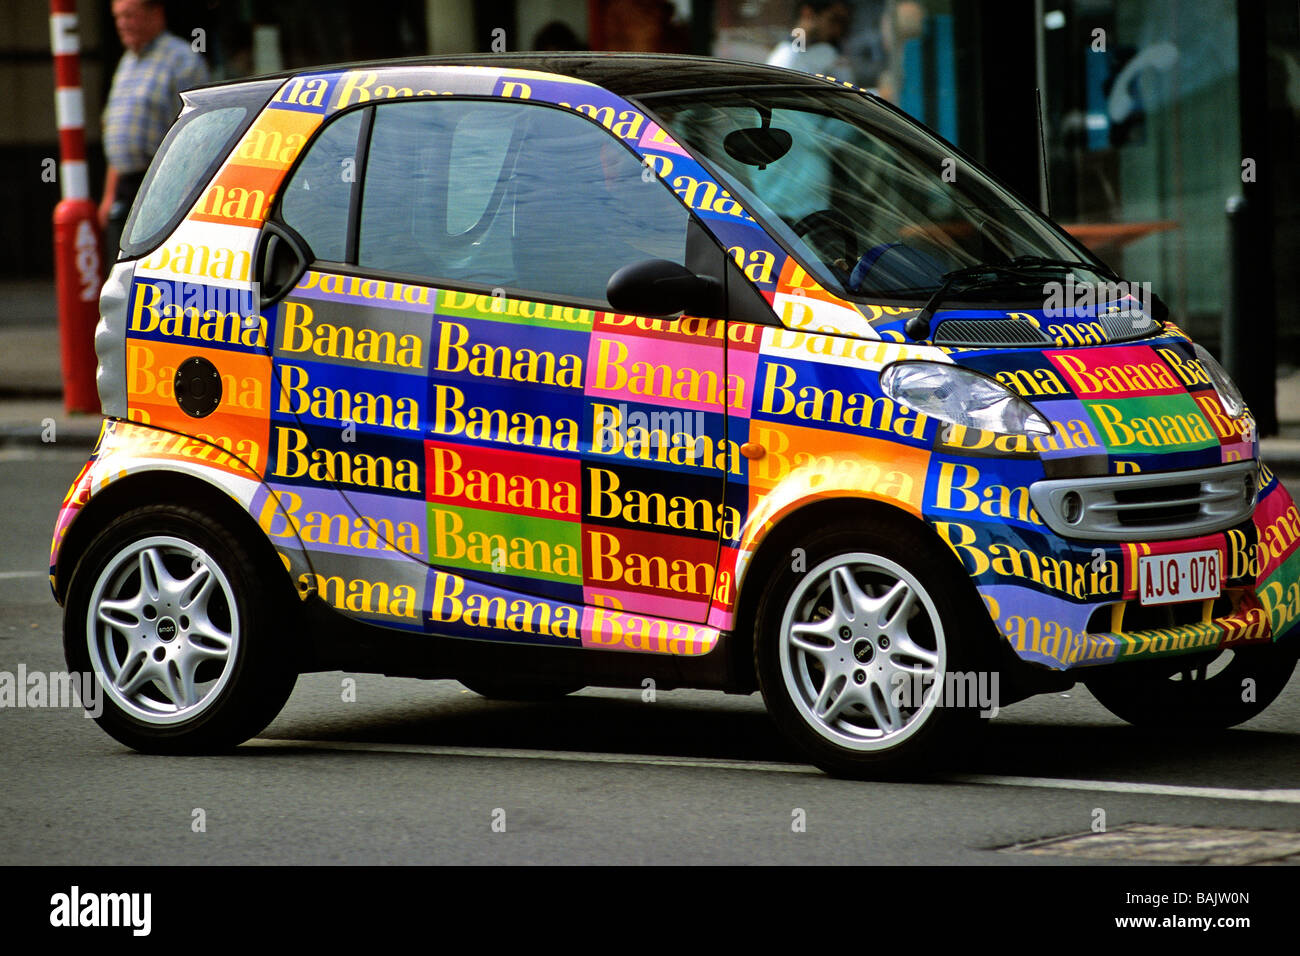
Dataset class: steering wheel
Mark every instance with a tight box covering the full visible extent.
[791,208,859,276]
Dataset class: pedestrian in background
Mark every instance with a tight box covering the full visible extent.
[760,1,855,224]
[98,0,208,261]
[767,1,854,81]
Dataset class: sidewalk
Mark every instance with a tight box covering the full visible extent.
[0,279,103,448]
[1,278,1298,468]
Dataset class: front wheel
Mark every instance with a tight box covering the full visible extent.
[64,505,298,754]
[1085,641,1298,729]
[754,520,993,778]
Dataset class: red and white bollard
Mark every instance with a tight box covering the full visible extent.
[50,0,101,414]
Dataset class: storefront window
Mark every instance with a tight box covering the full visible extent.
[1041,0,1241,344]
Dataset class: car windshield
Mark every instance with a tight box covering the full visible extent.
[646,86,1099,302]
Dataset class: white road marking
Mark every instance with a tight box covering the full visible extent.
[249,738,814,774]
[0,447,92,462]
[943,773,1300,804]
[0,571,45,580]
[250,738,1300,802]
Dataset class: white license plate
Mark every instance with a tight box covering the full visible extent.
[1138,550,1221,606]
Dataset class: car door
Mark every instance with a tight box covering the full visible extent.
[267,96,734,624]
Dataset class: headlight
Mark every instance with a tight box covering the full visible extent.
[881,361,1053,436]
[1192,343,1247,418]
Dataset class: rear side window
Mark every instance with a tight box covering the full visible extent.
[445,111,515,234]
[357,99,689,306]
[279,109,364,262]
[124,106,248,251]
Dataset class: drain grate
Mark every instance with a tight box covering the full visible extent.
[1000,824,1300,864]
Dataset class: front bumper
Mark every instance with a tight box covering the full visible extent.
[934,463,1300,671]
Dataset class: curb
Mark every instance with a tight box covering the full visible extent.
[0,388,65,402]
[0,425,101,450]
[1261,440,1300,474]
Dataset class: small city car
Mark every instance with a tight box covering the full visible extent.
[52,53,1300,775]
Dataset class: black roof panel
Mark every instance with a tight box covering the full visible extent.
[421,52,837,97]
[194,52,838,100]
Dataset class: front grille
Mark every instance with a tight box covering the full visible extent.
[1029,461,1258,541]
[1111,482,1202,526]
[1096,308,1159,342]
[932,318,1053,346]
[932,311,1158,347]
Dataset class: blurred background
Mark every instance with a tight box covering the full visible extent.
[2,0,1297,375]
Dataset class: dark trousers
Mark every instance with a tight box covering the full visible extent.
[105,170,146,270]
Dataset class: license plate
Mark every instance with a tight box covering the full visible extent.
[1138,549,1221,606]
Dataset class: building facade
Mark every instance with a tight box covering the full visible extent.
[3,0,1294,416]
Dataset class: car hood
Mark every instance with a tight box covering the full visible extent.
[934,324,1255,477]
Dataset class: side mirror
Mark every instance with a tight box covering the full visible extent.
[606,259,724,318]
[254,221,309,310]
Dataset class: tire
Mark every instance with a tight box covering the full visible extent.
[459,676,586,701]
[63,504,298,754]
[1085,641,1298,729]
[753,519,993,778]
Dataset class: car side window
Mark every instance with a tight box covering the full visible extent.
[279,109,364,263]
[357,99,689,305]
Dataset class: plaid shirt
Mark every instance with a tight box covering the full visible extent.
[103,33,209,174]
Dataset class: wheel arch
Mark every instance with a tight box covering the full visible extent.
[724,496,994,691]
[53,468,309,609]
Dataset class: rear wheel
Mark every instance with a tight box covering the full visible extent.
[754,519,992,778]
[64,505,298,753]
[1085,641,1298,729]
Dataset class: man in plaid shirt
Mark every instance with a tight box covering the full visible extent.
[98,0,209,257]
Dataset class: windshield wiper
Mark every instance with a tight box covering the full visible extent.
[1004,254,1121,282]
[903,264,1033,341]
[903,256,1120,341]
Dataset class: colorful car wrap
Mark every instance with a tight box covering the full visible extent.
[52,64,1300,674]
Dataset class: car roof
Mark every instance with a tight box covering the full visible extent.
[196,52,839,100]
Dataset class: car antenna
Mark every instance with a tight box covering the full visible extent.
[1035,87,1051,218]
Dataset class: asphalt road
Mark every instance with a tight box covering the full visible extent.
[2,447,1299,866]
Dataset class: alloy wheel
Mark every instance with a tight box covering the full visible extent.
[778,552,947,751]
[85,535,240,725]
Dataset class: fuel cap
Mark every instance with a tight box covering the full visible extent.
[173,356,222,418]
